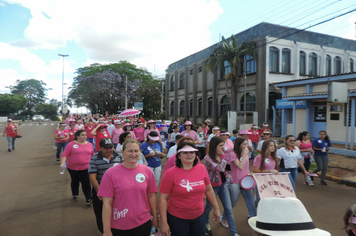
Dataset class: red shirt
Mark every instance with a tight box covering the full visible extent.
[249,129,260,143]
[5,124,17,137]
[138,118,146,124]
[95,131,110,152]
[67,128,78,143]
[160,164,210,219]
[85,124,95,138]
[54,129,69,143]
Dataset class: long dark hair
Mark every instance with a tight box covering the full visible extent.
[74,130,86,140]
[233,137,246,158]
[260,140,278,171]
[344,202,356,236]
[119,132,131,144]
[208,136,224,163]
[176,142,198,168]
[319,130,330,143]
[297,131,309,141]
[123,125,131,132]
[207,125,214,135]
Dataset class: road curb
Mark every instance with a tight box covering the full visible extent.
[315,172,356,187]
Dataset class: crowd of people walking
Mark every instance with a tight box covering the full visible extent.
[51,113,338,236]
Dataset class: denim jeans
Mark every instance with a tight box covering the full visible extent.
[279,168,297,190]
[56,142,68,159]
[313,155,329,182]
[6,136,16,149]
[149,166,161,186]
[167,211,205,236]
[86,138,95,150]
[222,183,256,220]
[204,182,237,235]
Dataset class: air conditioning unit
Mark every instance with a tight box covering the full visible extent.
[329,105,342,112]
[328,82,348,103]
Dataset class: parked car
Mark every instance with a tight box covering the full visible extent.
[32,115,45,121]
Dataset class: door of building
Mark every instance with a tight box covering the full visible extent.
[311,102,327,139]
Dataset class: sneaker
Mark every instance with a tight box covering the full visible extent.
[86,199,92,205]
[71,196,78,202]
[219,216,229,229]
[56,159,60,164]
[303,181,309,186]
[12,147,15,150]
[205,223,212,235]
[320,181,328,186]
[234,234,240,236]
[8,148,11,152]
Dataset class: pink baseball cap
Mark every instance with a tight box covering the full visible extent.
[123,123,131,127]
[147,120,156,124]
[178,146,198,153]
[240,129,252,135]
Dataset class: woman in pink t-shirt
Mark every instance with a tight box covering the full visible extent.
[296,131,314,185]
[98,139,158,236]
[60,130,94,204]
[221,137,256,227]
[219,131,234,169]
[54,122,69,163]
[123,123,136,140]
[91,123,110,152]
[133,123,145,142]
[67,121,78,143]
[144,120,161,142]
[180,121,198,141]
[111,121,122,149]
[252,140,279,207]
[159,142,220,236]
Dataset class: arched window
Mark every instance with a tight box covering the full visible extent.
[207,97,213,117]
[269,47,279,72]
[334,56,341,74]
[198,98,202,116]
[223,60,231,76]
[350,58,354,72]
[282,48,291,73]
[179,73,185,89]
[309,52,317,76]
[179,100,185,116]
[170,101,174,117]
[189,99,193,116]
[299,51,306,75]
[326,55,331,76]
[170,76,174,90]
[240,93,256,111]
[220,96,231,116]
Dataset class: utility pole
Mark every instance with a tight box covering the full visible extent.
[244,58,247,126]
[125,75,128,110]
[58,54,69,118]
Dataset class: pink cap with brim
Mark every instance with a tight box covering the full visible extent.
[100,124,108,128]
[251,125,258,128]
[114,121,121,124]
[59,124,66,126]
[123,123,131,127]
[178,146,199,153]
[138,123,144,125]
[148,135,160,141]
[240,129,252,135]
[147,120,156,124]
[348,217,356,224]
[7,119,12,122]
[212,127,220,131]
[263,124,269,127]
[219,132,230,135]
[263,130,271,134]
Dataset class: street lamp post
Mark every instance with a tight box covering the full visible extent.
[156,81,164,113]
[58,54,69,117]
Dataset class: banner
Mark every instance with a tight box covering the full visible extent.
[253,173,296,199]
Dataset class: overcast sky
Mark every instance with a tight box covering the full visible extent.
[0,0,355,113]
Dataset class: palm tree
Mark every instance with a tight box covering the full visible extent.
[204,35,256,111]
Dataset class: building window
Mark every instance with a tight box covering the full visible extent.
[207,97,213,117]
[179,73,185,89]
[170,101,174,117]
[299,51,306,75]
[350,58,354,72]
[220,95,231,116]
[326,54,331,76]
[179,100,185,116]
[240,93,256,111]
[190,69,193,75]
[309,52,317,76]
[170,76,174,90]
[198,66,202,72]
[269,47,279,73]
[242,55,256,75]
[282,48,291,74]
[198,98,202,116]
[223,60,231,77]
[334,56,342,74]
[189,99,193,116]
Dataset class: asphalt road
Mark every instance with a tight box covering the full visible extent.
[1,121,355,236]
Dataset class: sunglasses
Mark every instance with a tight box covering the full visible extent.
[220,134,229,136]
[264,134,271,136]
[289,140,296,142]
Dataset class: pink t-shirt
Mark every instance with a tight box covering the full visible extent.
[223,139,234,164]
[67,129,78,143]
[133,127,145,141]
[98,164,157,230]
[95,131,110,152]
[62,141,94,170]
[85,124,95,138]
[253,154,276,171]
[162,153,201,176]
[129,131,136,140]
[230,151,250,184]
[111,128,121,144]
[144,128,161,140]
[54,129,69,143]
[180,130,198,141]
[160,164,210,219]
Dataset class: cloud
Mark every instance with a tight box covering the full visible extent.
[5,0,223,72]
[0,68,25,94]
[342,13,356,40]
[0,2,6,7]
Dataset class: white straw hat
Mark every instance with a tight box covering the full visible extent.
[248,197,330,236]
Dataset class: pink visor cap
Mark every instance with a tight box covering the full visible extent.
[148,135,159,141]
[240,129,252,135]
[178,146,198,153]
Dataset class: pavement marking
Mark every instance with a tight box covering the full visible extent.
[44,123,47,126]
[28,124,33,126]
[51,123,54,126]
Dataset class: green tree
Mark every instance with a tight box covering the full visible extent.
[34,103,59,120]
[204,36,256,111]
[9,79,48,117]
[0,94,27,115]
[49,98,61,109]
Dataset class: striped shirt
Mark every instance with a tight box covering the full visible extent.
[88,151,123,184]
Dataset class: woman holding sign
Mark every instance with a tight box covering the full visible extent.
[253,140,279,207]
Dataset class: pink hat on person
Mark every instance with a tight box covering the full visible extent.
[99,123,108,128]
[148,131,160,141]
[219,132,230,135]
[263,123,269,127]
[251,125,258,129]
[138,122,144,125]
[114,120,121,124]
[240,129,252,135]
[7,119,12,122]
[263,130,271,134]
[123,123,131,127]
[178,146,199,153]
[184,121,194,128]
[212,126,220,131]
[147,120,156,124]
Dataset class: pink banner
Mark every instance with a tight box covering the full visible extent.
[253,173,296,199]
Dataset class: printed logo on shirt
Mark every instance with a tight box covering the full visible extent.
[113,163,119,166]
[318,140,322,143]
[224,147,229,151]
[147,147,155,154]
[70,132,73,135]
[265,158,270,164]
[184,133,188,136]
[58,131,61,134]
[180,179,204,192]
[135,173,145,183]
[104,134,108,137]
[113,208,128,220]
[73,144,79,149]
